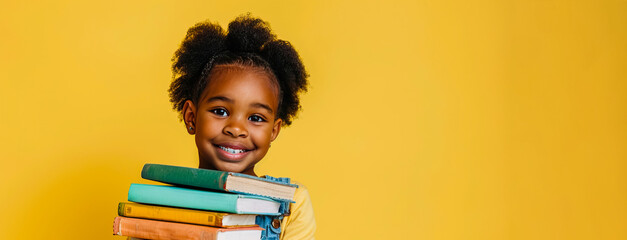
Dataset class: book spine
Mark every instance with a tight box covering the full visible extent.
[141,164,228,190]
[118,202,228,227]
[127,184,240,213]
[113,216,222,239]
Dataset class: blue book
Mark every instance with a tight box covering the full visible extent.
[127,183,282,216]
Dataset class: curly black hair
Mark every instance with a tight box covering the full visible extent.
[169,14,308,126]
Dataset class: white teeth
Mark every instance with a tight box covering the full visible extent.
[219,146,246,154]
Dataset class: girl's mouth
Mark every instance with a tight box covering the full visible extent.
[214,144,253,162]
[218,145,250,154]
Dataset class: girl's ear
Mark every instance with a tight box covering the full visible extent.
[270,118,282,141]
[182,100,197,135]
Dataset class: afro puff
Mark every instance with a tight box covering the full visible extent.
[169,14,308,126]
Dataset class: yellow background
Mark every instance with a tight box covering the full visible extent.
[1,0,625,239]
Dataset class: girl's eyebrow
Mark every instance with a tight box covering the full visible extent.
[251,103,273,114]
[207,96,273,114]
[206,96,232,103]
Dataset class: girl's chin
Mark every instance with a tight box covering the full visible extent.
[212,161,253,174]
[198,154,259,175]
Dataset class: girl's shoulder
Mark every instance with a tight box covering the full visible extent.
[280,180,316,240]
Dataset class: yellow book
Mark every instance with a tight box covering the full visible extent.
[118,202,258,227]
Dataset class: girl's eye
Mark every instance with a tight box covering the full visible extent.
[248,115,266,122]
[210,108,228,117]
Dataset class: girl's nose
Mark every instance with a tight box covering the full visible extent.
[223,119,248,137]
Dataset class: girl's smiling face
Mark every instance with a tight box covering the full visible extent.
[183,66,282,176]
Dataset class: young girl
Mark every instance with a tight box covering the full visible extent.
[168,15,316,239]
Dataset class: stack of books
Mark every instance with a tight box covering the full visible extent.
[112,164,298,240]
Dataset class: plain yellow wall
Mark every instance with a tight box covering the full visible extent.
[1,0,625,239]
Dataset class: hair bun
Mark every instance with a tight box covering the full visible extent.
[170,14,308,126]
[261,40,308,125]
[226,14,276,53]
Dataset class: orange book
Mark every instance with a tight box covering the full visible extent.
[118,202,257,227]
[113,216,263,240]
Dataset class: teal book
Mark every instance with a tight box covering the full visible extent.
[127,183,282,215]
[141,163,298,201]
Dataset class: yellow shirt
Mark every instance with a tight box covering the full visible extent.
[280,182,316,240]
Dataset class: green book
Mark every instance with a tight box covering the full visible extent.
[127,183,281,215]
[141,163,298,201]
